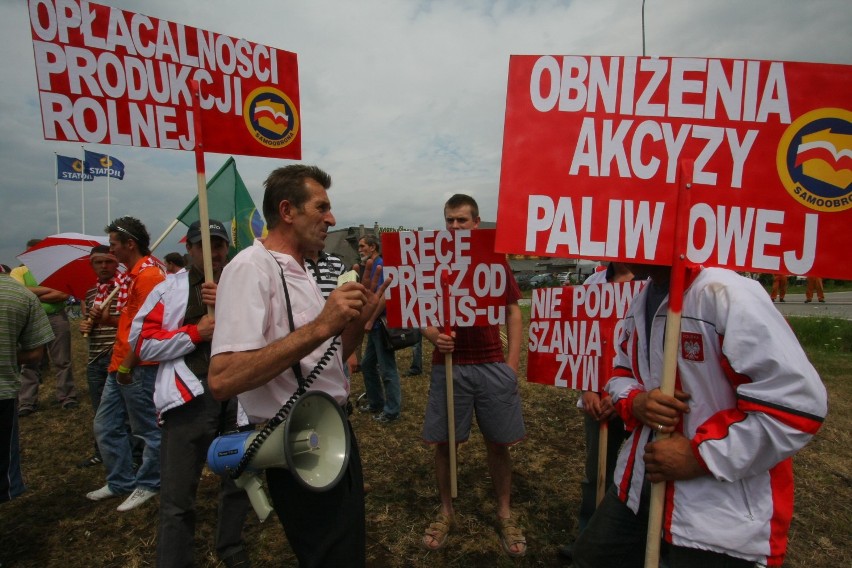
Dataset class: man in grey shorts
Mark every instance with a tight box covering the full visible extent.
[420,194,527,558]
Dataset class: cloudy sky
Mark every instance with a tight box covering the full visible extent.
[1,0,850,268]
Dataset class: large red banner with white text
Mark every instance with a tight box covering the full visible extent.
[382,230,512,328]
[527,282,644,390]
[496,56,852,279]
[28,0,301,159]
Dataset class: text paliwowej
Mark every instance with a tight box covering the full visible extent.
[496,55,852,279]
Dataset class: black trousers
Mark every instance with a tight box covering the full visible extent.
[0,398,25,503]
[574,485,757,568]
[267,421,366,568]
[157,388,251,567]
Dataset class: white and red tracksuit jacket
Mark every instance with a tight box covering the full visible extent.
[129,269,206,415]
[606,267,827,566]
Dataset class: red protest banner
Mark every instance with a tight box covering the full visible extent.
[527,281,644,389]
[381,229,512,328]
[496,55,852,279]
[28,0,300,159]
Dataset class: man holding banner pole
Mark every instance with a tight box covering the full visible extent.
[572,263,827,568]
[558,262,634,562]
[420,194,527,557]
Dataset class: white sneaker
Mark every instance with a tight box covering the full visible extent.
[116,487,158,512]
[86,484,124,501]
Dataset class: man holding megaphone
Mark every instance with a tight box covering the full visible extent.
[209,165,390,568]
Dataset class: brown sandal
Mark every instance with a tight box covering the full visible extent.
[497,513,527,558]
[421,512,454,551]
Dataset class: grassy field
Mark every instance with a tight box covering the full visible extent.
[1,315,849,567]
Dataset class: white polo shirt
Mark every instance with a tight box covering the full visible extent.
[212,240,348,422]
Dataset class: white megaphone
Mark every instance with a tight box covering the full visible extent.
[207,390,351,521]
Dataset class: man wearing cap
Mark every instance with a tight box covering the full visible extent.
[129,220,252,567]
[77,245,121,468]
[86,216,165,512]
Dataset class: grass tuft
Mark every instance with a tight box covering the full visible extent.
[1,315,849,567]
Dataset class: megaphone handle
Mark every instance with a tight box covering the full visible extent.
[235,472,275,522]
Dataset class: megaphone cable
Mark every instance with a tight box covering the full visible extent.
[229,248,348,479]
[228,335,341,479]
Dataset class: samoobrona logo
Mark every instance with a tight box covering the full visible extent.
[777,108,852,212]
[243,87,299,149]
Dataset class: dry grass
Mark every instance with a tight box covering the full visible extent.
[1,316,849,567]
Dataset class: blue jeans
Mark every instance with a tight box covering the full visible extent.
[94,366,161,494]
[86,351,111,411]
[361,329,401,416]
[86,351,111,458]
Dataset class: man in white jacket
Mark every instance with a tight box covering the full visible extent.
[572,264,827,568]
[130,220,251,568]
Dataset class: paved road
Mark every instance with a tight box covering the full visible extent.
[520,291,852,320]
[770,291,852,320]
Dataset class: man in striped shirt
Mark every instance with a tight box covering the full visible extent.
[305,250,347,300]
[305,250,361,376]
[77,245,120,468]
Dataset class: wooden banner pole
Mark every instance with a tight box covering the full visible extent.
[189,80,214,317]
[644,159,694,568]
[441,272,458,498]
[596,421,608,505]
[596,334,610,506]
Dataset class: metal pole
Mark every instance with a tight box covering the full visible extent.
[54,153,60,233]
[107,153,111,223]
[81,146,85,233]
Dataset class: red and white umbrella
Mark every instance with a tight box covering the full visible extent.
[16,233,111,300]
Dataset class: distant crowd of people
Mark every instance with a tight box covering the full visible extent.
[0,164,828,567]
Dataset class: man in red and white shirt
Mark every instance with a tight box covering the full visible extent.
[130,220,251,568]
[573,264,828,567]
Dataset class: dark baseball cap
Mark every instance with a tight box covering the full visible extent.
[186,219,230,244]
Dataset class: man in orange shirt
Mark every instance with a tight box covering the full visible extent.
[86,217,165,512]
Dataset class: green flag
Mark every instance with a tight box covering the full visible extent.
[177,157,266,258]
